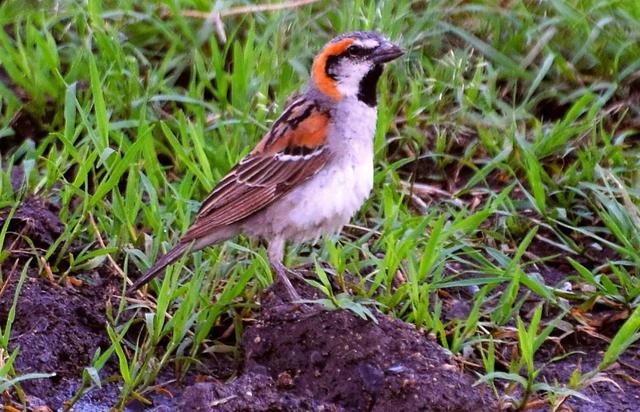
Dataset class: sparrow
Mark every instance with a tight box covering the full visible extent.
[131,31,404,300]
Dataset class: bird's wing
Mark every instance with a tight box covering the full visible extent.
[181,98,331,242]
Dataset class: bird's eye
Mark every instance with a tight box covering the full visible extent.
[346,45,367,56]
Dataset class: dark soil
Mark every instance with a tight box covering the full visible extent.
[156,279,495,412]
[0,196,121,410]
[536,336,640,412]
[0,265,119,411]
[0,196,63,250]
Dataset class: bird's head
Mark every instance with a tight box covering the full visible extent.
[310,31,403,106]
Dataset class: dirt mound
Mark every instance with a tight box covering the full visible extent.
[0,266,119,410]
[165,280,495,412]
[0,197,120,410]
[0,196,62,250]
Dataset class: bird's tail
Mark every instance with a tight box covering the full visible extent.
[130,242,190,291]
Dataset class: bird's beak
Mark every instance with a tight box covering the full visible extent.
[371,41,404,64]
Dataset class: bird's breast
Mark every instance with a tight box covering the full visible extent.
[259,100,378,242]
[276,152,374,242]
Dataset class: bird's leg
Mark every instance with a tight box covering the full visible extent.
[267,237,301,301]
[271,260,302,302]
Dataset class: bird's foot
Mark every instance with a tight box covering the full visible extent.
[284,266,307,282]
[271,262,302,302]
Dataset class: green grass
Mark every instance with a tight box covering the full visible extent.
[1,0,639,410]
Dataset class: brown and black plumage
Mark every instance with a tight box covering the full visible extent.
[131,32,403,299]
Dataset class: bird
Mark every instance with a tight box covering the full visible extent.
[131,31,404,300]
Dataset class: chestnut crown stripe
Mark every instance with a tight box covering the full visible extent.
[311,38,355,100]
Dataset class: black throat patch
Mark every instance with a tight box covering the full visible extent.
[357,64,383,107]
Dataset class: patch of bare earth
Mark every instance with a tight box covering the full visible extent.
[152,279,495,412]
[0,196,121,411]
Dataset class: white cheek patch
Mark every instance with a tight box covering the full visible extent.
[335,60,373,98]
